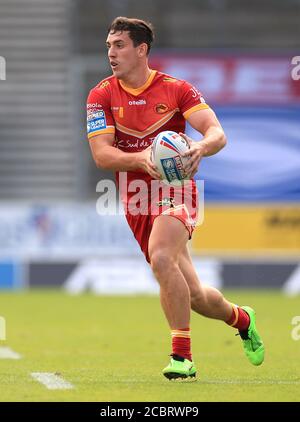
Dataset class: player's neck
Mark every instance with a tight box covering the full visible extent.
[119,66,152,89]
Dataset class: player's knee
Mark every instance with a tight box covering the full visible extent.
[150,250,176,277]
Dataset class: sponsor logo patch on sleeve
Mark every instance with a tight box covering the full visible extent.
[87,110,107,134]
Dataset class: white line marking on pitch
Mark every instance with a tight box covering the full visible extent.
[31,372,74,390]
[0,346,22,359]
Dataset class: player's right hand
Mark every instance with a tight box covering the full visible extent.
[138,146,161,179]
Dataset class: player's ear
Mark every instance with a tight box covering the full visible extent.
[137,43,147,57]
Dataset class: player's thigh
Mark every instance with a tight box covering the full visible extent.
[148,215,189,262]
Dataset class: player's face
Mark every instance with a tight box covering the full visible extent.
[106,31,141,80]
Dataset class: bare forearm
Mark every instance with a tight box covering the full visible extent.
[94,145,142,171]
[199,127,227,157]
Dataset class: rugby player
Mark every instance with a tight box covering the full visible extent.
[87,17,264,379]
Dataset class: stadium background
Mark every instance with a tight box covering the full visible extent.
[0,0,299,295]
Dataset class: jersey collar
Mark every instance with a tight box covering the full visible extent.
[119,70,157,96]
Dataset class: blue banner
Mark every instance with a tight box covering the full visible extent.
[189,106,300,202]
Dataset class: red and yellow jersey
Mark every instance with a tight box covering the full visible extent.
[86,70,209,181]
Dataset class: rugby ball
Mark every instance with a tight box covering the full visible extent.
[151,131,190,184]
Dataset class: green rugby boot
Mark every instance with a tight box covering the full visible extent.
[163,355,197,380]
[238,306,265,366]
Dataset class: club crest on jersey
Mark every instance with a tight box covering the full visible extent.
[155,103,169,114]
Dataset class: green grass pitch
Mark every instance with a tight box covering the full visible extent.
[0,289,299,402]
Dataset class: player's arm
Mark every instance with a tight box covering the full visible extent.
[180,108,227,177]
[88,134,160,179]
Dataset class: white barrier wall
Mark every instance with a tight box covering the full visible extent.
[0,204,299,294]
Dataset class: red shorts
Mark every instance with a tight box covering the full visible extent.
[119,175,199,262]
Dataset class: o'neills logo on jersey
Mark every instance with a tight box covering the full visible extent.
[128,99,146,106]
[155,103,169,114]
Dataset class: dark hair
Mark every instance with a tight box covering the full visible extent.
[108,17,154,55]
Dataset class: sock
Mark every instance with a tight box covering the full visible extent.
[226,304,250,332]
[171,328,192,361]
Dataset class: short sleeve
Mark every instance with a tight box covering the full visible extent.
[86,83,115,140]
[178,81,210,120]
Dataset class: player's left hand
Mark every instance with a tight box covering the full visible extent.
[179,132,206,178]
